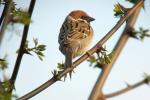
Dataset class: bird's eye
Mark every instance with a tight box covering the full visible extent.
[80,16,95,22]
[80,16,89,22]
[81,16,86,19]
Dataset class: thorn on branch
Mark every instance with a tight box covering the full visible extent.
[118,3,131,13]
[125,81,131,87]
[23,48,32,55]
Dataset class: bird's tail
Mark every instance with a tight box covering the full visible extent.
[65,51,73,78]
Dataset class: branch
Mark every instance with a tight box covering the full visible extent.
[98,92,106,100]
[89,1,144,100]
[0,0,13,45]
[0,2,7,26]
[17,1,144,100]
[105,78,149,98]
[10,0,36,90]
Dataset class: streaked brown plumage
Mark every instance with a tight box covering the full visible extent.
[58,10,95,77]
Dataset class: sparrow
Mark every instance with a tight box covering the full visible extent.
[58,10,95,77]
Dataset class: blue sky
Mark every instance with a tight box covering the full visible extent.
[1,0,150,100]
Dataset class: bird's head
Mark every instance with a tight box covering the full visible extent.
[69,10,95,23]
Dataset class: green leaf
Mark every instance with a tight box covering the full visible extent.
[114,4,124,17]
[36,51,45,61]
[94,62,103,69]
[19,11,31,24]
[51,70,57,76]
[0,60,8,70]
[57,63,64,70]
[55,75,62,81]
[143,72,150,84]
[38,44,46,48]
[36,51,44,57]
[51,69,62,80]
[23,38,46,61]
[130,28,138,39]
[0,59,5,61]
[33,38,38,46]
[98,57,105,65]
[131,27,150,41]
[37,44,46,51]
[139,27,150,41]
[87,56,96,66]
[108,51,114,59]
[38,55,43,61]
[0,80,17,100]
[105,56,111,64]
[1,93,11,100]
[11,8,31,25]
[97,50,112,65]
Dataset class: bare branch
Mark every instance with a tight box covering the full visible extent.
[105,78,148,98]
[89,1,144,100]
[17,1,144,100]
[98,92,106,100]
[0,2,7,26]
[0,0,13,45]
[10,0,36,91]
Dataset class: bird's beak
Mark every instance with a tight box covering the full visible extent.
[88,16,95,22]
[81,16,95,22]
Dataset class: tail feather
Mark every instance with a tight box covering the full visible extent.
[65,51,73,78]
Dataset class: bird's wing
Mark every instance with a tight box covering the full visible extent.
[58,18,90,45]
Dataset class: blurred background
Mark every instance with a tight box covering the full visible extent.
[0,0,150,100]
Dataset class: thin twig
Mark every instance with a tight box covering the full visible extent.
[17,1,144,100]
[89,1,143,100]
[0,0,12,45]
[0,2,7,26]
[105,78,148,98]
[10,0,36,91]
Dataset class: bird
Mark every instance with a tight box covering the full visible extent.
[58,10,95,77]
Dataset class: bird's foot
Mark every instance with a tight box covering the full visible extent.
[68,67,75,79]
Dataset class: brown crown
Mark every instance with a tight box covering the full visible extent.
[69,10,89,19]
